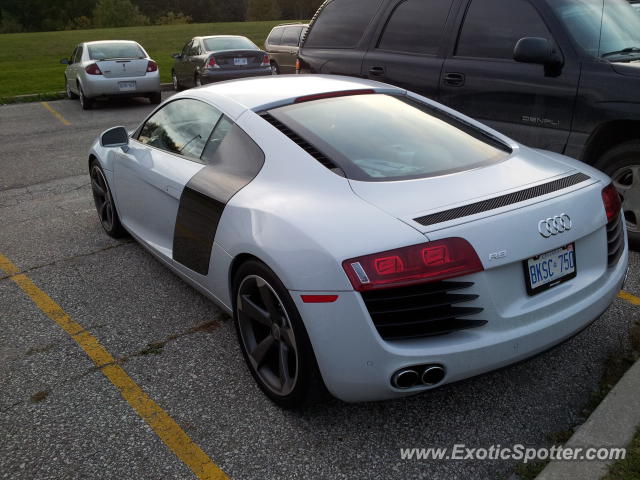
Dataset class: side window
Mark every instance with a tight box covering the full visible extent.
[201,116,234,161]
[70,47,78,63]
[267,27,284,46]
[200,122,265,184]
[456,0,553,59]
[281,26,303,46]
[181,41,192,57]
[304,0,384,48]
[378,0,454,55]
[137,99,223,161]
[188,41,200,56]
[74,46,83,63]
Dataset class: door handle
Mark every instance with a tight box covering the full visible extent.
[443,72,465,87]
[369,66,385,77]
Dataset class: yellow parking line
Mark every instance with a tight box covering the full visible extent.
[618,290,640,306]
[0,253,228,480]
[41,101,72,126]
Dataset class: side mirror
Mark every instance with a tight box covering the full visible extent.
[171,53,182,59]
[60,58,70,65]
[514,37,563,66]
[101,126,129,148]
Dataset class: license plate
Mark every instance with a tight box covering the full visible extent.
[118,81,136,91]
[234,57,248,66]
[523,243,576,295]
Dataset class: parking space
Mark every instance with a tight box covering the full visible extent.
[2,97,640,479]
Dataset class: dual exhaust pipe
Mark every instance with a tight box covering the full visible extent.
[392,365,446,389]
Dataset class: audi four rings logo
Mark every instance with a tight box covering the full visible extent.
[538,214,572,238]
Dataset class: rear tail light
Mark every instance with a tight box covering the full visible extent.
[206,56,218,69]
[261,54,270,67]
[342,238,484,292]
[294,89,375,104]
[146,60,158,72]
[295,59,301,73]
[602,183,622,223]
[85,63,102,75]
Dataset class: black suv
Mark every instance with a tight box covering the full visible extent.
[299,0,640,246]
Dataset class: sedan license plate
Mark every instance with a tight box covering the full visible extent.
[234,57,248,66]
[118,81,136,91]
[524,243,576,295]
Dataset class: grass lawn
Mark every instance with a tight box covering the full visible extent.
[605,427,640,480]
[0,20,299,98]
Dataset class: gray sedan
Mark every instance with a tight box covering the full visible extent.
[171,35,271,90]
[61,40,161,110]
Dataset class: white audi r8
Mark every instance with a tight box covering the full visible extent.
[88,75,628,407]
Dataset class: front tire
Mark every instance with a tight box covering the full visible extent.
[90,161,127,238]
[233,260,325,408]
[597,140,640,249]
[65,77,78,99]
[194,73,202,87]
[172,70,182,91]
[270,62,280,75]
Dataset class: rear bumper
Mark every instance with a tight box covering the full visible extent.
[292,233,628,403]
[81,72,160,98]
[200,67,272,83]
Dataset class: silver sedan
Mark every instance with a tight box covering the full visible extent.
[61,40,161,110]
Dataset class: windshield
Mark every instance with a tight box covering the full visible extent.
[547,0,640,59]
[267,94,511,182]
[203,37,258,51]
[88,42,144,60]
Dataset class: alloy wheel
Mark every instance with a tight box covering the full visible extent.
[612,165,640,232]
[236,275,299,396]
[90,166,115,232]
[172,71,179,91]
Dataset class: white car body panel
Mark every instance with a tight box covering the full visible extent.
[89,75,628,402]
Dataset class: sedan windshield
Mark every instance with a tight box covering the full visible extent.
[267,94,512,182]
[547,0,640,59]
[203,37,258,51]
[88,42,145,60]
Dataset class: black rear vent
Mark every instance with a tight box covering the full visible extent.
[261,113,341,172]
[361,281,486,340]
[607,214,624,268]
[414,173,591,227]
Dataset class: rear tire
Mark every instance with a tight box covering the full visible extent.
[148,92,161,104]
[79,85,93,110]
[270,62,280,75]
[233,260,326,409]
[90,160,127,238]
[597,140,640,250]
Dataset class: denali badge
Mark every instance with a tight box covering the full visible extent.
[538,214,572,238]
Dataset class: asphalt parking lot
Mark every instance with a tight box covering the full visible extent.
[1,94,640,480]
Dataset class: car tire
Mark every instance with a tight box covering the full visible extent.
[65,77,78,99]
[148,92,161,104]
[233,259,326,409]
[270,62,280,75]
[194,73,202,87]
[79,85,93,110]
[90,161,127,238]
[597,140,640,250]
[172,70,182,91]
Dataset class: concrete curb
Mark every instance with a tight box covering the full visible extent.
[535,357,640,480]
[1,83,174,104]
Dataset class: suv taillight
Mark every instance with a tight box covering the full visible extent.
[146,60,158,72]
[85,63,102,75]
[342,238,484,292]
[602,183,622,222]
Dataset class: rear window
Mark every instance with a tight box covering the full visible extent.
[204,37,258,51]
[267,27,284,45]
[88,42,144,60]
[267,94,511,181]
[304,0,384,48]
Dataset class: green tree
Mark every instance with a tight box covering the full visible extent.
[92,0,149,27]
[156,11,191,25]
[246,0,281,21]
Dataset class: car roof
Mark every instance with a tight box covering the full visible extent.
[273,23,309,28]
[178,75,405,119]
[197,35,249,41]
[84,40,140,45]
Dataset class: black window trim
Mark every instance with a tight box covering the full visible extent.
[453,0,560,61]
[133,97,226,165]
